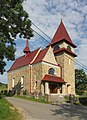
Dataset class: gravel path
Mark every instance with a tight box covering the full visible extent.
[6,97,87,120]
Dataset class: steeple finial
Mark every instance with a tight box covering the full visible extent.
[23,38,30,54]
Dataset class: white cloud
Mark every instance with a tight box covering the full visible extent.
[2,0,87,84]
[23,0,87,70]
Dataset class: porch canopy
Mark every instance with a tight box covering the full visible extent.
[42,74,65,83]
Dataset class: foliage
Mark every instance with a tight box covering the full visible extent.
[0,92,3,99]
[0,98,22,120]
[0,82,7,90]
[0,0,33,74]
[75,69,87,95]
[79,97,87,106]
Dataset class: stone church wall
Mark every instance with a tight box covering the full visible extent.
[8,65,30,92]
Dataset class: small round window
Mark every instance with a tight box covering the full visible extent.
[67,46,71,51]
[53,45,60,51]
[48,68,55,75]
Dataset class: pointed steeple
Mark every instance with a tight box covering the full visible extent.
[48,20,76,48]
[23,38,30,54]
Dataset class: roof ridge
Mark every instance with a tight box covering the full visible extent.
[30,48,41,64]
[32,47,50,64]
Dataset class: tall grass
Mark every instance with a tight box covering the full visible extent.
[0,98,22,120]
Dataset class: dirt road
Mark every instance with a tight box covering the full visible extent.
[6,97,87,120]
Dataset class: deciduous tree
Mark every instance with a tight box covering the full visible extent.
[0,0,33,74]
[75,69,87,95]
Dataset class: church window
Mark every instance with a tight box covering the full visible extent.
[34,81,37,89]
[69,59,71,65]
[36,81,37,87]
[53,45,60,51]
[21,76,24,87]
[48,68,55,75]
[12,78,14,88]
[67,46,71,51]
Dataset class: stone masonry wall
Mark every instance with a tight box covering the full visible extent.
[7,65,30,92]
[31,62,61,93]
[32,62,42,93]
[64,53,75,94]
[42,62,60,78]
[55,52,75,95]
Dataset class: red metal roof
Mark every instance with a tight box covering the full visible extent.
[32,47,49,64]
[53,47,77,57]
[8,48,40,71]
[42,74,65,83]
[48,21,76,48]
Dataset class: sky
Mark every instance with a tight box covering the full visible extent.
[0,0,87,84]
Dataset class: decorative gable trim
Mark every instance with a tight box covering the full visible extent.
[30,48,41,64]
[42,61,59,68]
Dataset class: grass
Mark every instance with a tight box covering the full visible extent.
[0,83,7,90]
[14,95,49,104]
[0,98,22,120]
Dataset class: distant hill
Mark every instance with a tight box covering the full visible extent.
[0,82,7,90]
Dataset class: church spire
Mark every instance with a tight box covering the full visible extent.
[23,38,30,54]
[48,20,76,48]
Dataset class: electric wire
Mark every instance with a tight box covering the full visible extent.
[31,23,87,71]
[32,22,51,40]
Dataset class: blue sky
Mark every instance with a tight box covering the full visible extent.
[0,0,87,84]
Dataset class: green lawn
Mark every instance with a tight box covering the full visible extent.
[14,95,49,104]
[0,83,7,90]
[0,98,22,120]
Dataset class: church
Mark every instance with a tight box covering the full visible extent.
[7,20,77,96]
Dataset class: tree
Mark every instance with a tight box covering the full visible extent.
[75,69,87,95]
[0,0,33,74]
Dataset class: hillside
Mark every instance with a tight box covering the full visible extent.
[0,82,7,90]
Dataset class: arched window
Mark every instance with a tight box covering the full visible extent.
[12,78,14,88]
[67,46,71,51]
[53,45,60,51]
[48,68,55,75]
[21,76,24,87]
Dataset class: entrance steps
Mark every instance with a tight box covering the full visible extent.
[45,94,65,104]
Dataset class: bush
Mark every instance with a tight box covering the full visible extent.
[79,97,87,106]
[0,92,3,99]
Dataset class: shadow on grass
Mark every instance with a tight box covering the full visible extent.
[50,103,87,120]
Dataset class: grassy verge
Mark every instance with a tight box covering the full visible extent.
[14,95,49,104]
[0,98,22,120]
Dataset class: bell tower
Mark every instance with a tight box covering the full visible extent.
[48,20,77,95]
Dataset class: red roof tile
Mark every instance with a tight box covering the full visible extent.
[53,48,77,57]
[8,48,40,71]
[32,47,49,64]
[48,21,76,48]
[42,74,65,83]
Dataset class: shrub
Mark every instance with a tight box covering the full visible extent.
[0,92,3,99]
[79,97,87,106]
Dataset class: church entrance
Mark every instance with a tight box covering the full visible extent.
[49,83,58,93]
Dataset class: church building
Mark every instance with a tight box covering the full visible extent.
[7,20,77,96]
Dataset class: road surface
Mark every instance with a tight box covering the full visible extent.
[6,97,87,120]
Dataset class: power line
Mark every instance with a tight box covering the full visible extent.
[31,23,87,70]
[65,54,87,71]
[75,59,87,69]
[31,22,51,40]
[31,28,50,44]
